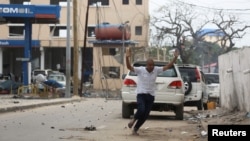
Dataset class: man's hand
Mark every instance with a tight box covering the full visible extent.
[125,47,134,71]
[174,49,179,58]
[126,47,131,57]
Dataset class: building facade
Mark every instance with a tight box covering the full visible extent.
[0,0,149,90]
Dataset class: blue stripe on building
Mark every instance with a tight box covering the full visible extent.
[0,40,40,47]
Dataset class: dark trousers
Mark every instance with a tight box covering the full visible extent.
[134,93,155,131]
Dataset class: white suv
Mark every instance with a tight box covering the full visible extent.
[177,64,208,110]
[121,61,185,120]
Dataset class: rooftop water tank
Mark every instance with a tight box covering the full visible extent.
[95,22,131,40]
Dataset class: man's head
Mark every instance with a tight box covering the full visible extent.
[146,58,154,73]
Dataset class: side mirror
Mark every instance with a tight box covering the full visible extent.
[122,74,127,80]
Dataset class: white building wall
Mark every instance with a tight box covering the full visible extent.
[219,47,250,112]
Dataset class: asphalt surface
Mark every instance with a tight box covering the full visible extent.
[0,94,82,113]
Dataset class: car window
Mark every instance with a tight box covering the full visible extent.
[34,71,46,76]
[48,75,65,81]
[205,74,219,83]
[178,68,198,82]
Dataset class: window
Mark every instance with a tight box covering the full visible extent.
[135,26,142,35]
[122,0,129,5]
[88,0,109,6]
[102,67,120,79]
[102,48,120,56]
[9,25,24,37]
[50,0,67,6]
[88,26,95,37]
[136,0,142,5]
[10,0,30,4]
[50,26,68,37]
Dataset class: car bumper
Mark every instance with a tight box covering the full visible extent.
[208,92,219,98]
[122,91,184,106]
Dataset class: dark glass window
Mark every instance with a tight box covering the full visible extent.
[135,26,142,35]
[9,26,24,37]
[50,0,67,5]
[136,0,142,5]
[10,0,30,4]
[88,27,95,37]
[88,0,109,6]
[123,0,129,5]
[50,26,67,37]
[102,66,120,79]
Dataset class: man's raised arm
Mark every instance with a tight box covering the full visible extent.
[126,47,134,72]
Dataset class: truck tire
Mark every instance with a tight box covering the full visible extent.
[122,102,132,118]
[197,98,203,110]
[175,103,184,120]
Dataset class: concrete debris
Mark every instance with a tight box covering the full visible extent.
[84,125,96,131]
[201,130,207,136]
[246,112,250,118]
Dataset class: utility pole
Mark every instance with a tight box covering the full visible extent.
[73,0,79,96]
[80,1,90,94]
[65,0,71,98]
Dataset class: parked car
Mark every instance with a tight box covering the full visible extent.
[31,69,53,83]
[121,61,185,120]
[47,73,66,87]
[177,64,208,110]
[0,80,22,94]
[204,73,220,104]
[0,73,22,94]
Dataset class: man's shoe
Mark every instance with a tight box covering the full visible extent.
[128,119,135,128]
[131,130,139,136]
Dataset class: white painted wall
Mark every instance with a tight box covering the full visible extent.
[219,47,250,112]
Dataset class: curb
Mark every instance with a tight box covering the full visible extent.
[0,98,82,113]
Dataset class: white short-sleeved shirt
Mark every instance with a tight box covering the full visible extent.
[134,66,163,96]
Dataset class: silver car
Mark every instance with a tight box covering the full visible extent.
[121,61,185,120]
[205,73,220,104]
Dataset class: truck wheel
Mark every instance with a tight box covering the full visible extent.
[197,99,203,110]
[122,102,132,118]
[175,103,184,120]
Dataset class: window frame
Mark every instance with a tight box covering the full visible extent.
[102,48,120,56]
[102,66,120,79]
[136,0,142,5]
[50,0,69,6]
[87,26,96,37]
[10,0,30,4]
[88,0,109,6]
[49,24,70,38]
[122,0,129,5]
[135,26,142,35]
[8,24,25,37]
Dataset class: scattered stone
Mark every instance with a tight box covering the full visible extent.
[84,125,96,131]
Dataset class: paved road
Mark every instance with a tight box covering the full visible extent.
[0,95,208,141]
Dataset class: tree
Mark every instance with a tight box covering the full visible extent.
[212,10,250,53]
[150,1,250,64]
[150,2,214,64]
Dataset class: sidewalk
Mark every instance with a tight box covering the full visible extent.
[0,94,82,113]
